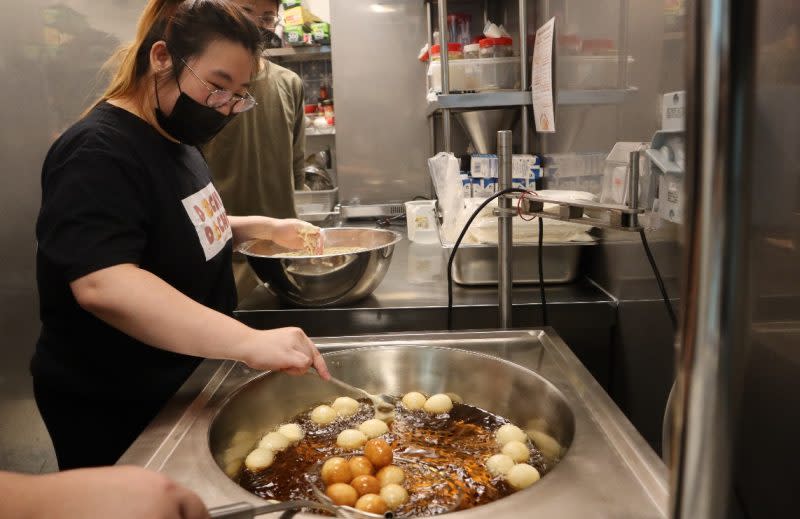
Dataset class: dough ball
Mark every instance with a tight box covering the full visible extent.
[380,483,409,510]
[321,457,352,485]
[527,429,563,461]
[423,393,453,414]
[506,463,541,490]
[277,423,304,444]
[364,438,393,468]
[332,396,361,417]
[358,419,389,439]
[401,392,426,410]
[376,465,405,487]
[326,483,358,507]
[311,405,337,425]
[259,432,290,452]
[351,475,381,497]
[337,429,368,450]
[495,423,527,446]
[485,454,515,477]
[348,456,375,478]
[354,494,388,515]
[224,460,242,478]
[244,448,274,471]
[445,392,464,404]
[502,440,531,463]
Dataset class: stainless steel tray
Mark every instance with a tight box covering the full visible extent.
[442,242,594,286]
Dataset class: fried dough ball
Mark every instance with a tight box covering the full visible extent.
[485,453,515,477]
[348,456,375,478]
[401,392,426,410]
[423,393,453,414]
[364,438,393,468]
[351,475,381,497]
[355,494,388,515]
[506,463,541,490]
[376,465,405,487]
[495,423,527,446]
[358,418,389,439]
[321,457,352,485]
[258,432,290,452]
[501,440,530,463]
[332,396,361,417]
[326,483,358,507]
[445,392,464,404]
[380,484,409,510]
[311,405,337,425]
[277,423,304,444]
[337,429,368,450]
[244,448,274,471]
[527,429,563,461]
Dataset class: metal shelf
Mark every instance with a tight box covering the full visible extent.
[426,88,637,116]
[264,45,331,61]
[306,128,336,137]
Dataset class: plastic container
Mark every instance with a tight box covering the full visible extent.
[294,187,338,214]
[464,43,480,59]
[428,57,521,93]
[404,200,439,244]
[447,13,472,46]
[430,43,464,61]
[479,37,513,58]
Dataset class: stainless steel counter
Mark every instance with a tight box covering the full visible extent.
[119,329,667,518]
[236,230,616,336]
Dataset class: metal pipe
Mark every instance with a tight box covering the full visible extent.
[437,0,452,151]
[426,1,433,59]
[617,0,630,90]
[518,0,529,154]
[628,150,639,228]
[497,130,514,329]
[670,0,756,517]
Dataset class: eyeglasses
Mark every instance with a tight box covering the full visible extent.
[259,13,282,28]
[181,59,257,114]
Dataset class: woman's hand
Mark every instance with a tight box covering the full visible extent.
[271,219,322,252]
[15,466,208,519]
[237,327,330,379]
[228,216,321,252]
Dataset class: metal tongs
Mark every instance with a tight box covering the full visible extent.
[325,374,396,413]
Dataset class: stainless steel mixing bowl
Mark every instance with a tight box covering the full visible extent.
[208,345,575,513]
[237,227,402,307]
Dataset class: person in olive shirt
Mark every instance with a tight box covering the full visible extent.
[204,0,306,297]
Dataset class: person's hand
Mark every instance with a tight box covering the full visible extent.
[37,466,208,519]
[237,327,330,380]
[271,219,322,252]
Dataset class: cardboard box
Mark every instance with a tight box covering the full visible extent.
[512,154,542,181]
[310,22,330,44]
[281,0,302,9]
[284,25,312,46]
[470,154,498,178]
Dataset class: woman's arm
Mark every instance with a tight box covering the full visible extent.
[0,466,208,519]
[228,215,321,250]
[70,263,329,378]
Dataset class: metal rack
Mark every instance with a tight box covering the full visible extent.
[425,0,635,155]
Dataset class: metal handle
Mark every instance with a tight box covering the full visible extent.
[670,0,756,517]
[209,499,341,519]
[497,130,514,329]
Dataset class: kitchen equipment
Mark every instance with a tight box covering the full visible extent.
[455,109,519,154]
[444,241,589,285]
[120,329,667,518]
[479,37,514,58]
[303,165,334,191]
[428,57,521,93]
[294,187,338,214]
[237,227,401,307]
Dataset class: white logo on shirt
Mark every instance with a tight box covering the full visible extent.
[181,183,233,261]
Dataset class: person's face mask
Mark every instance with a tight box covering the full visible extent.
[155,70,236,146]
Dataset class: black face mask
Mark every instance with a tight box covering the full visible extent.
[155,74,236,146]
[260,27,283,49]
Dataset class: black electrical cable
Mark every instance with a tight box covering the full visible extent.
[639,228,677,330]
[447,188,528,330]
[538,216,548,326]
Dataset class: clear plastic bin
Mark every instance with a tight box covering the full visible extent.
[428,57,521,93]
[293,187,338,214]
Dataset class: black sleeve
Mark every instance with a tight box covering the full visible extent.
[37,139,152,282]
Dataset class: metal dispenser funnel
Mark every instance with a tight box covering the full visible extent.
[455,109,519,153]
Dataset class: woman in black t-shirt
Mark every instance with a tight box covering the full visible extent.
[34,0,330,471]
